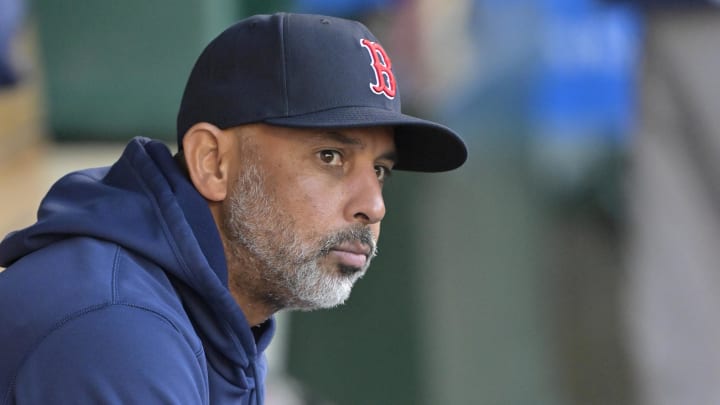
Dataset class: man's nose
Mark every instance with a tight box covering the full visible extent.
[345,167,386,225]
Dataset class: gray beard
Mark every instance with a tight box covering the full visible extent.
[222,157,376,311]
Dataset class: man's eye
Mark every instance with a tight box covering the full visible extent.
[318,150,343,165]
[375,165,391,181]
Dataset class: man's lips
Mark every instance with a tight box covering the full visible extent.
[330,242,372,269]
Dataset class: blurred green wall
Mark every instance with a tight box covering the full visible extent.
[33,0,286,141]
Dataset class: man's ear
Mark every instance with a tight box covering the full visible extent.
[182,122,231,202]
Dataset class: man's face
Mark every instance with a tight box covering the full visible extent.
[221,124,396,311]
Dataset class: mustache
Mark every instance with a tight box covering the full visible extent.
[318,225,377,258]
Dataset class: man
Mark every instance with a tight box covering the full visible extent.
[0,13,466,404]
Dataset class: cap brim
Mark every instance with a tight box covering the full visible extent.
[264,106,467,172]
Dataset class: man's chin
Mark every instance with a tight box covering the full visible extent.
[293,277,357,311]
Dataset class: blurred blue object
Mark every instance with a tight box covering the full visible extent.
[444,0,641,144]
[0,0,25,87]
[526,0,642,197]
[441,0,641,209]
[292,0,394,16]
[529,0,642,146]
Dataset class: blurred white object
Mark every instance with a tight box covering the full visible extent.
[625,6,720,405]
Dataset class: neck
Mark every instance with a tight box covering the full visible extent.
[227,266,279,327]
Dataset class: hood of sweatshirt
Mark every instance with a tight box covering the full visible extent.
[0,137,274,392]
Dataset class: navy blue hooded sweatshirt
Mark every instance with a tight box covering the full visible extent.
[0,137,275,404]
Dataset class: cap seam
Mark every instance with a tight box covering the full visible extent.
[266,104,405,117]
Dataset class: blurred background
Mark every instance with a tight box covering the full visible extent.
[2,0,720,404]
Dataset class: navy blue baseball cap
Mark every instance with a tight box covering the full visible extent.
[177,13,467,172]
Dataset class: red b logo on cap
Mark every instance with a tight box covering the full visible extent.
[360,39,396,100]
